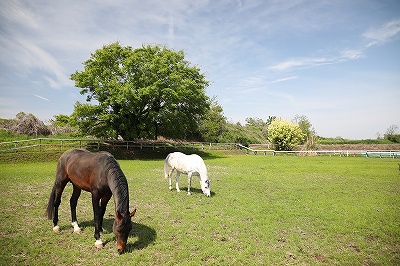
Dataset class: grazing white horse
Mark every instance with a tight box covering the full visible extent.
[164,152,211,197]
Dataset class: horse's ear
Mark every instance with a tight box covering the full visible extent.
[130,209,137,217]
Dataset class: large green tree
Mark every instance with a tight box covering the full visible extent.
[70,42,210,140]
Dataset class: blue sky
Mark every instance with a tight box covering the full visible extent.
[1,0,399,139]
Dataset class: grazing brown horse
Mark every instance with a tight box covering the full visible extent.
[46,149,136,254]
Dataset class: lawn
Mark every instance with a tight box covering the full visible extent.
[0,151,399,265]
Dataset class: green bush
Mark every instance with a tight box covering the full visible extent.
[267,118,305,150]
[386,134,400,143]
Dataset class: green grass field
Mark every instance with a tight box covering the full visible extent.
[0,151,399,265]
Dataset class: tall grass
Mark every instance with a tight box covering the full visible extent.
[0,152,399,265]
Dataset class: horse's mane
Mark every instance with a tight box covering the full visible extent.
[104,154,130,214]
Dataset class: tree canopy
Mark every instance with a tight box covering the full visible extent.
[198,97,227,142]
[292,114,317,149]
[70,42,210,140]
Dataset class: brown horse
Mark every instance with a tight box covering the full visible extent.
[46,149,136,254]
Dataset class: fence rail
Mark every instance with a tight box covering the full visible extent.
[1,139,399,158]
[237,144,400,158]
[0,138,239,153]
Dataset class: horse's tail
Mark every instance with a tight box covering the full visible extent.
[46,183,56,220]
[46,153,67,220]
[163,153,171,179]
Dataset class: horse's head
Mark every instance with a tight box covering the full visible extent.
[113,209,136,254]
[201,179,211,197]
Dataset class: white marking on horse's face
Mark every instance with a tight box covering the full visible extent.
[202,179,211,197]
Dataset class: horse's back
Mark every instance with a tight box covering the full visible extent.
[58,149,113,191]
[60,149,112,164]
[167,152,206,174]
[60,148,112,159]
[187,154,207,173]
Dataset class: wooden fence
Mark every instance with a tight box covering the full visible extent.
[236,144,400,158]
[0,138,239,153]
[1,139,399,158]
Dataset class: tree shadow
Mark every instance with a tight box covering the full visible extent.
[78,218,156,252]
[87,145,228,161]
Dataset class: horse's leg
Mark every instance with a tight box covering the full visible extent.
[70,184,82,233]
[92,193,104,249]
[175,171,181,192]
[99,195,111,233]
[187,172,192,195]
[52,180,69,232]
[168,168,174,191]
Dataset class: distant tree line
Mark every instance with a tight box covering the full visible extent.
[1,111,399,150]
[384,125,400,143]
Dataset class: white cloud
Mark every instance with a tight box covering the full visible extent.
[1,38,70,87]
[339,49,364,60]
[268,57,331,72]
[0,1,38,29]
[268,49,365,72]
[267,19,400,74]
[363,19,400,47]
[0,1,72,89]
[265,76,298,84]
[34,94,50,101]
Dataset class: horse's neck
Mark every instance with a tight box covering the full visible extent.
[196,164,207,178]
[199,172,208,181]
[108,170,129,213]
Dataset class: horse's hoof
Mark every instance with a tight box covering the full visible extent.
[53,225,60,232]
[95,240,103,249]
[187,192,191,195]
[72,222,81,233]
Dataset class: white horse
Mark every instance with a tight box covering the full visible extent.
[164,152,211,197]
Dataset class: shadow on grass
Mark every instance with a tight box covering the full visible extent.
[78,218,156,252]
[88,146,228,161]
[0,146,232,163]
[128,222,157,251]
[180,187,217,197]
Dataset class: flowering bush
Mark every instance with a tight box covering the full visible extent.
[267,118,305,150]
